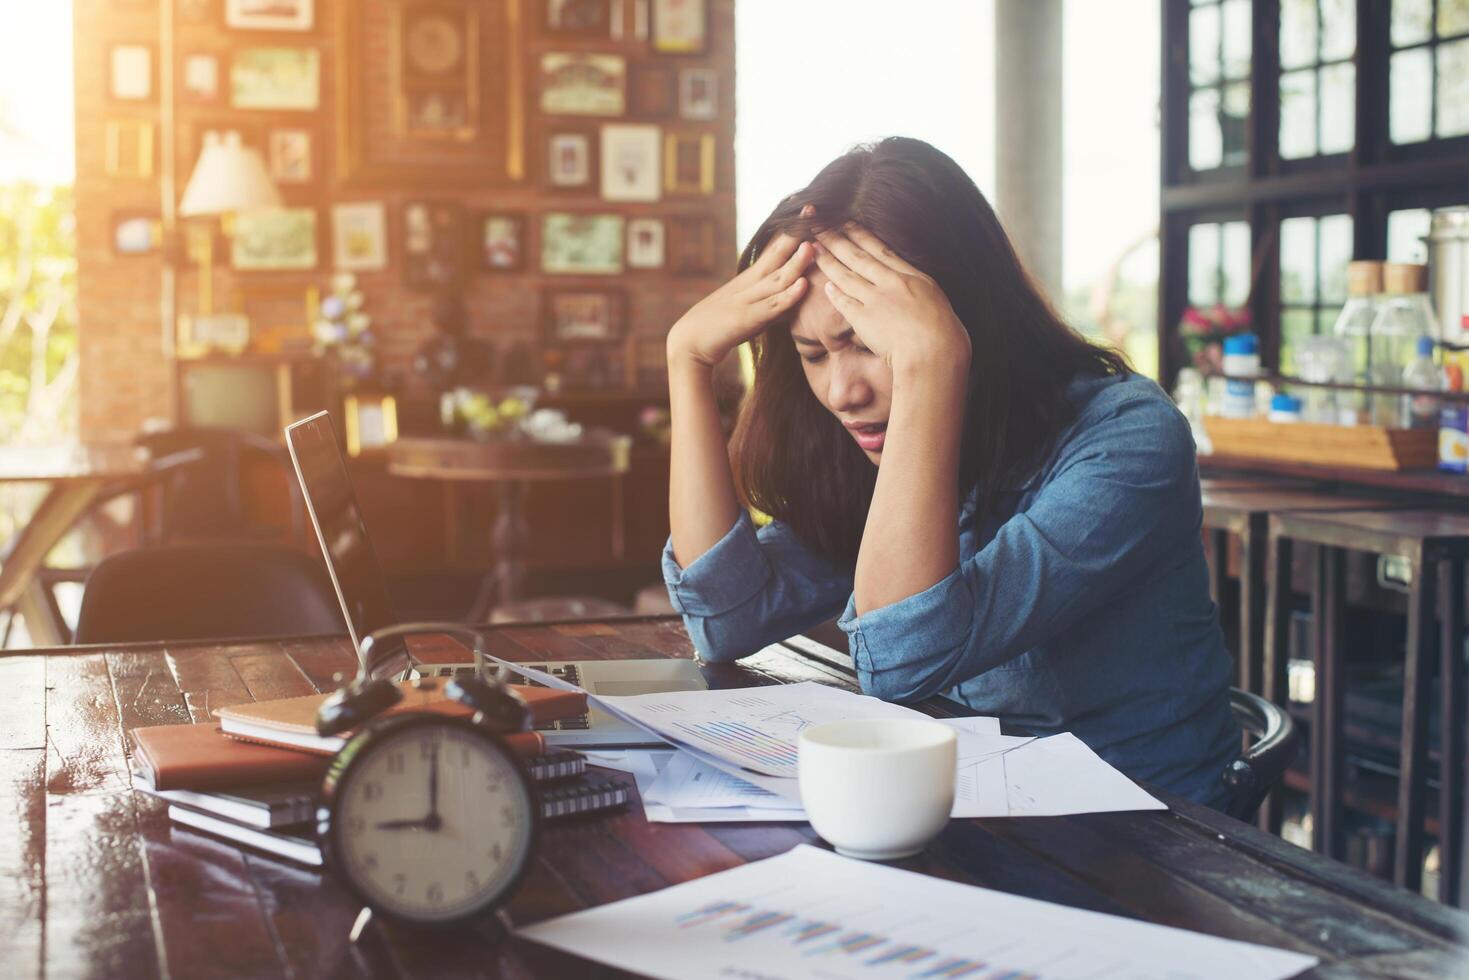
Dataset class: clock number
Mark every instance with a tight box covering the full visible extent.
[346,816,365,835]
[499,805,515,827]
[427,882,444,904]
[419,736,437,760]
[490,842,503,862]
[465,869,480,891]
[363,782,383,802]
[387,752,405,774]
[363,853,379,870]
[393,873,406,895]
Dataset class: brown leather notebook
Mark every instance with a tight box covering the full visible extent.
[133,720,549,791]
[213,682,584,756]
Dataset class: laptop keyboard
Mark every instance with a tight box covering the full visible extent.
[523,664,591,731]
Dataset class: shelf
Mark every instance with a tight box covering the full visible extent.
[1282,765,1442,838]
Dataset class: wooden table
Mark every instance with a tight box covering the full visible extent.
[4,618,1467,978]
[0,445,201,645]
[386,435,631,616]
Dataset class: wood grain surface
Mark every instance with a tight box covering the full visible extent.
[4,617,1466,978]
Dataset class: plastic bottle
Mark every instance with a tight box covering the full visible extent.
[1222,334,1260,419]
[1268,393,1303,422]
[1439,355,1467,473]
[1331,261,1383,425]
[1370,263,1440,428]
[1401,336,1441,430]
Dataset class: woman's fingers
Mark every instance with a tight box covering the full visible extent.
[842,223,924,276]
[749,232,802,277]
[814,228,894,286]
[822,279,863,315]
[812,243,875,301]
[750,276,808,325]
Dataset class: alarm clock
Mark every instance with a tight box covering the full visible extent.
[314,622,539,934]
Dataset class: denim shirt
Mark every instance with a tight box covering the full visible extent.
[662,371,1240,809]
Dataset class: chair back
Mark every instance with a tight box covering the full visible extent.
[1222,687,1301,821]
[136,427,303,544]
[73,543,345,645]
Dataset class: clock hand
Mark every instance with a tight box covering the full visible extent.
[426,741,442,831]
[374,818,429,830]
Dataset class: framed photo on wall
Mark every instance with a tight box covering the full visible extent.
[104,119,155,178]
[670,214,716,275]
[547,131,594,189]
[539,52,626,116]
[111,212,162,256]
[627,218,665,269]
[231,207,319,271]
[403,200,465,289]
[231,47,320,109]
[268,128,312,183]
[181,53,222,103]
[542,212,624,275]
[544,0,611,36]
[679,68,717,120]
[480,212,526,271]
[600,124,661,202]
[544,288,626,342]
[652,0,707,54]
[109,44,153,101]
[663,131,715,194]
[227,0,314,30]
[631,63,676,118]
[331,202,389,271]
[396,1,480,140]
[344,394,399,456]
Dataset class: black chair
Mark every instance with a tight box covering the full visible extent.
[1222,687,1301,822]
[135,428,305,546]
[73,543,346,645]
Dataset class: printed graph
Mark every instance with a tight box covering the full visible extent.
[667,720,801,775]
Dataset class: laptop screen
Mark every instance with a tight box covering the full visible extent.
[284,411,408,679]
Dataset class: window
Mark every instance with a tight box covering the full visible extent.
[1390,0,1469,144]
[1278,212,1353,372]
[1188,219,1252,309]
[1188,0,1253,170]
[1279,0,1357,159]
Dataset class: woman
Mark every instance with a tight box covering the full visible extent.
[662,137,1238,808]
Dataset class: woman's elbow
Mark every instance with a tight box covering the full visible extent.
[856,661,952,704]
[685,618,760,664]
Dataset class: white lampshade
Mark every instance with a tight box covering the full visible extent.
[178,130,282,217]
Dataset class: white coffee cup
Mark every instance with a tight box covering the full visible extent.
[797,718,956,861]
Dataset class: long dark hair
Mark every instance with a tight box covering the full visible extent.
[728,137,1129,567]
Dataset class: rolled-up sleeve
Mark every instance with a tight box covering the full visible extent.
[663,511,853,663]
[839,391,1200,702]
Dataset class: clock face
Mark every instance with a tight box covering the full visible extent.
[405,16,464,76]
[327,717,536,924]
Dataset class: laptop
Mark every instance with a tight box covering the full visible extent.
[283,411,706,747]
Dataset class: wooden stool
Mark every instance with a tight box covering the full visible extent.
[1201,487,1395,695]
[1264,508,1469,904]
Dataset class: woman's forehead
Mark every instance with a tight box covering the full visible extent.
[790,268,851,341]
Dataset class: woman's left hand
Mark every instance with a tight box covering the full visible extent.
[812,224,971,375]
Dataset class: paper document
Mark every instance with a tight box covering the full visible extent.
[516,844,1318,980]
[624,749,807,824]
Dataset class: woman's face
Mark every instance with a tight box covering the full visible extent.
[790,267,893,464]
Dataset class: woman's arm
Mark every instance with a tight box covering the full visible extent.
[811,225,972,614]
[666,233,813,567]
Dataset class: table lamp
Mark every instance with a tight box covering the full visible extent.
[177,130,281,316]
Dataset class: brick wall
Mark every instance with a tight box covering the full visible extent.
[74,0,737,442]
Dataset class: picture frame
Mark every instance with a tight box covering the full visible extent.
[626,217,665,269]
[231,207,319,271]
[669,214,716,275]
[544,0,611,36]
[651,0,707,54]
[109,44,154,101]
[630,63,677,118]
[678,67,717,120]
[111,212,162,256]
[331,202,389,271]
[402,200,466,289]
[539,52,626,116]
[600,124,661,202]
[268,128,312,183]
[395,2,480,140]
[544,288,626,342]
[546,131,594,189]
[104,119,155,178]
[344,394,400,457]
[480,212,526,272]
[181,53,222,104]
[541,212,624,275]
[663,131,716,194]
[230,47,320,110]
[226,0,314,31]
[180,313,253,355]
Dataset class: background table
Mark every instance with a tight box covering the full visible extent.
[3,618,1467,978]
[0,444,200,645]
[386,435,631,617]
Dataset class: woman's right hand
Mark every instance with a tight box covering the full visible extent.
[667,233,814,369]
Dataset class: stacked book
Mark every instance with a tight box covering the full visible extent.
[131,681,629,867]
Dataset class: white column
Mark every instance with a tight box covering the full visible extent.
[995,0,1064,302]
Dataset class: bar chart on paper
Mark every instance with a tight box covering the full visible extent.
[516,845,1319,980]
[599,681,928,777]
